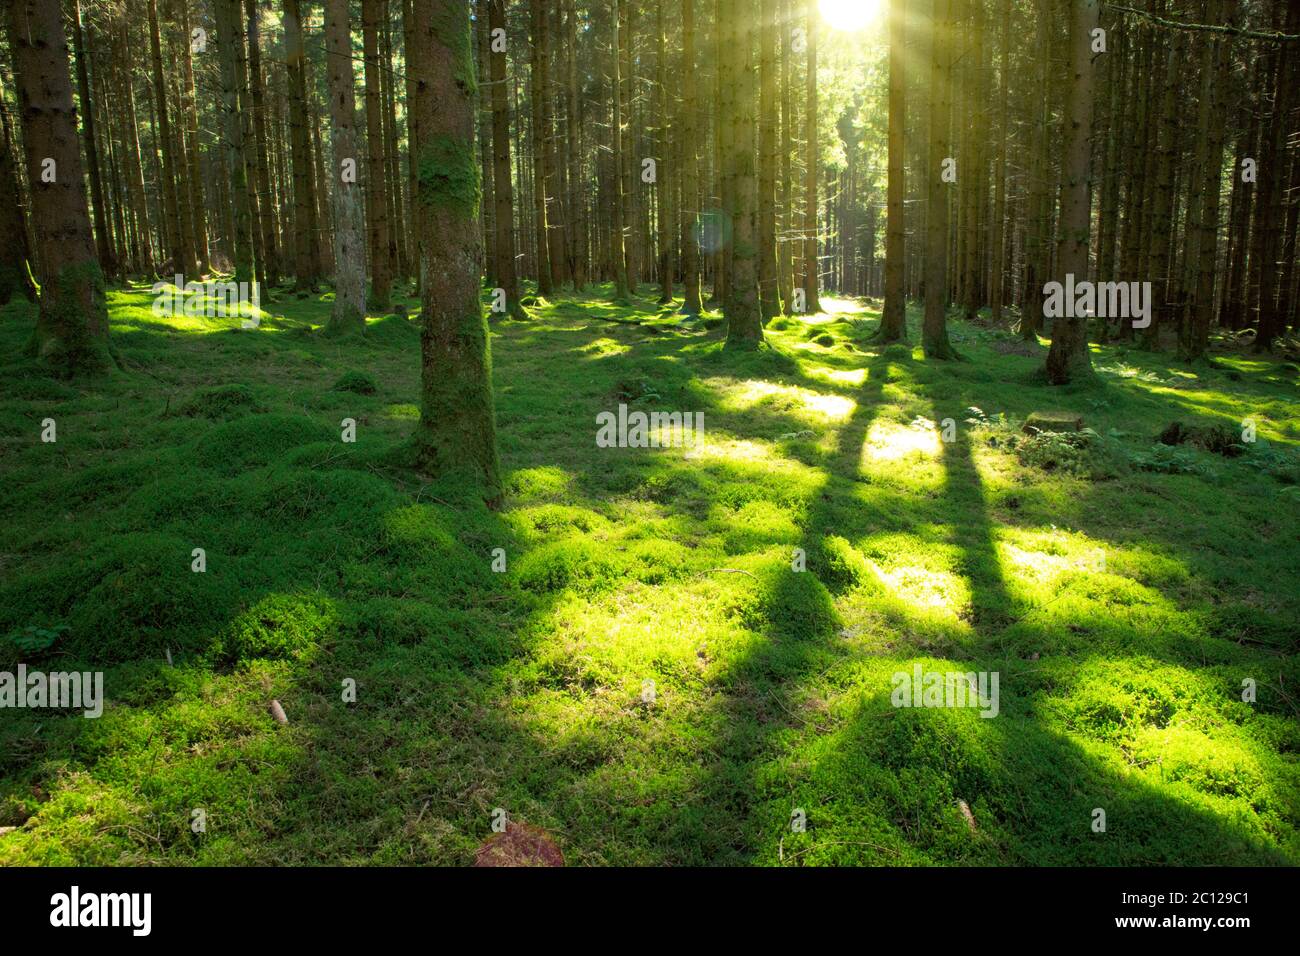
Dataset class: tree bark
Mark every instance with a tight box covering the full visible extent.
[923,0,957,358]
[362,0,392,309]
[8,0,113,373]
[410,0,503,506]
[1044,0,1099,385]
[0,73,37,304]
[879,0,907,341]
[284,0,320,289]
[489,0,528,319]
[529,0,554,296]
[724,0,763,348]
[801,0,821,313]
[324,0,368,334]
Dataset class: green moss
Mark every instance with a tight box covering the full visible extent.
[193,414,336,474]
[417,134,480,219]
[2,283,1298,867]
[222,592,338,662]
[177,383,266,419]
[332,369,379,395]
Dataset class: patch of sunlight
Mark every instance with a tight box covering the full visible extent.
[816,295,871,316]
[1001,542,1078,583]
[577,336,631,358]
[873,562,969,616]
[804,365,868,387]
[722,379,856,422]
[383,403,420,421]
[863,417,942,461]
[693,436,779,462]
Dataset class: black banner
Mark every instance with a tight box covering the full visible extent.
[0,866,1290,942]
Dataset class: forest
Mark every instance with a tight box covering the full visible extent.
[0,0,1298,869]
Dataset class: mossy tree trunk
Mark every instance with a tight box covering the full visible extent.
[148,0,191,277]
[608,0,631,301]
[72,0,117,283]
[678,0,703,313]
[410,0,503,506]
[1044,0,1099,385]
[246,0,281,288]
[8,0,113,374]
[323,0,368,335]
[363,0,393,310]
[922,0,957,359]
[178,0,210,275]
[216,0,256,284]
[488,0,528,319]
[285,0,320,291]
[879,0,907,342]
[0,74,36,305]
[756,0,777,320]
[655,1,676,306]
[529,0,554,297]
[723,0,763,349]
[801,0,821,314]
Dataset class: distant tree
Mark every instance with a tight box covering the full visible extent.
[530,0,554,296]
[323,0,368,334]
[488,0,528,319]
[363,0,392,309]
[679,0,703,313]
[609,0,631,301]
[801,0,821,313]
[216,0,255,283]
[285,0,321,290]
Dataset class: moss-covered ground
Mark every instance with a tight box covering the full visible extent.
[1,280,1297,865]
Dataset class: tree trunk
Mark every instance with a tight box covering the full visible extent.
[609,0,631,300]
[879,0,907,341]
[756,0,778,319]
[0,73,37,304]
[216,0,256,283]
[679,0,703,312]
[410,0,503,505]
[801,0,821,313]
[148,0,190,276]
[8,0,113,373]
[284,0,320,290]
[923,0,957,358]
[1044,0,1099,385]
[656,0,676,305]
[362,0,392,309]
[178,0,209,274]
[246,0,281,288]
[488,0,528,319]
[529,0,554,296]
[323,0,368,334]
[724,0,763,348]
[477,1,496,284]
[72,0,117,282]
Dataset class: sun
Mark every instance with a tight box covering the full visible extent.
[818,0,882,31]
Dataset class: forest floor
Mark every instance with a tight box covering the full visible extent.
[1,280,1298,865]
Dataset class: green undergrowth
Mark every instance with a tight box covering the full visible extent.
[0,283,1296,865]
